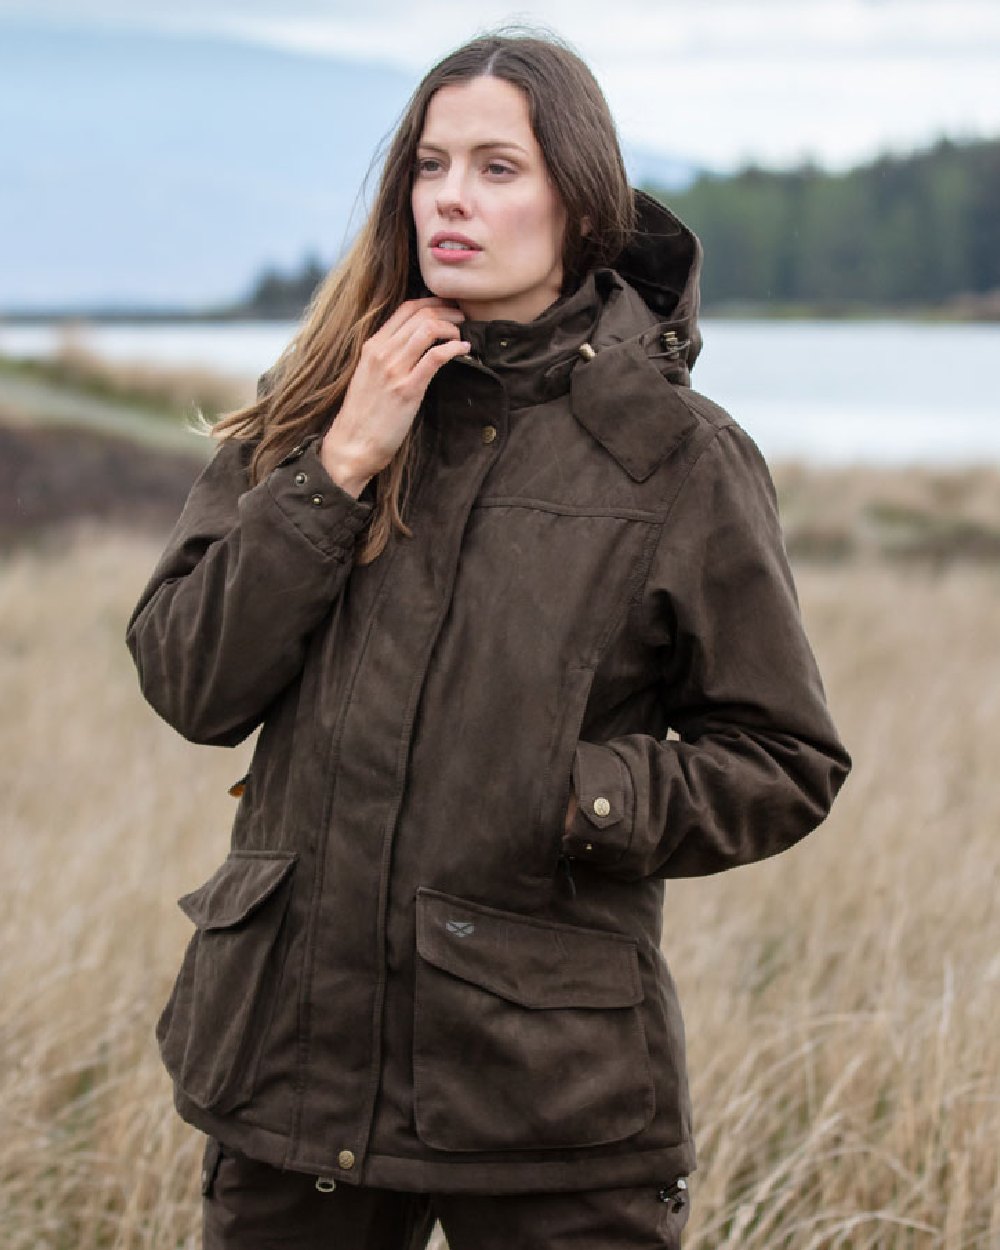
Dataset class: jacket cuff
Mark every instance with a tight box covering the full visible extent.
[562,741,634,866]
[265,436,374,560]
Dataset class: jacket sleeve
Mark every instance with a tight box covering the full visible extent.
[125,430,374,747]
[561,420,851,880]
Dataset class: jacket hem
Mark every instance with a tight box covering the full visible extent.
[173,1088,293,1171]
[173,1086,696,1194]
[362,1142,697,1194]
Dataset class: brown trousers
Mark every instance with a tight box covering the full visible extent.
[201,1137,691,1250]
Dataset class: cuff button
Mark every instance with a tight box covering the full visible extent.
[593,796,611,817]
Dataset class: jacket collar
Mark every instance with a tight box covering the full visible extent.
[458,270,608,409]
[448,191,704,479]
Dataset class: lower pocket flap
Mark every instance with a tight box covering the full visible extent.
[178,851,297,931]
[415,888,642,1009]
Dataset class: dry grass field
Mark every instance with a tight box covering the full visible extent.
[2,462,999,1246]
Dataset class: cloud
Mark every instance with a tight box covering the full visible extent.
[4,0,999,167]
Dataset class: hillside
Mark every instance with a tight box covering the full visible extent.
[0,19,694,316]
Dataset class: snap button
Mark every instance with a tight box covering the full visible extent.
[315,1176,337,1193]
[294,471,308,486]
[338,1149,355,1170]
[593,796,611,817]
[584,842,594,853]
[310,493,324,507]
[498,337,510,348]
[481,425,497,444]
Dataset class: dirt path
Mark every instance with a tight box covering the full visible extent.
[0,368,214,456]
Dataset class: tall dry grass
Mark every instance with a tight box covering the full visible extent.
[1,525,998,1248]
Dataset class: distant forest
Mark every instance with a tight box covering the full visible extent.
[232,135,999,318]
[644,136,1000,314]
[236,253,328,319]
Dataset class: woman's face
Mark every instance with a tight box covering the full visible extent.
[411,76,568,323]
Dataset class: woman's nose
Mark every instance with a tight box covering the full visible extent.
[436,172,470,218]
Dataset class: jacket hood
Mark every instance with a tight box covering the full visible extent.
[611,189,704,373]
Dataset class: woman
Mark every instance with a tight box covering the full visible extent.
[127,30,851,1250]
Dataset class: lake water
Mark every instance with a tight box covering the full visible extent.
[1,318,997,466]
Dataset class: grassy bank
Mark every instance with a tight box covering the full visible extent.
[0,339,253,426]
[4,334,1000,568]
[6,408,1000,567]
[1,520,998,1247]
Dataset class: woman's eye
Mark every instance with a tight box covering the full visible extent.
[416,157,442,175]
[485,161,515,177]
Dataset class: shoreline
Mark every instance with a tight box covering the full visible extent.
[2,297,999,328]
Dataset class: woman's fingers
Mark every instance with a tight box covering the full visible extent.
[378,297,463,342]
[360,304,465,380]
[376,297,442,337]
[389,308,466,366]
[328,298,469,480]
[409,337,471,391]
[357,314,465,398]
[394,314,465,373]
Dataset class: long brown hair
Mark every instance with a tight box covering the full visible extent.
[213,29,635,564]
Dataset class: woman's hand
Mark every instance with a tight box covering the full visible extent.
[320,297,470,496]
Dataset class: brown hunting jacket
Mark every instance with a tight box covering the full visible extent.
[126,192,850,1195]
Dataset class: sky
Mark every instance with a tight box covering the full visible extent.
[4,0,999,170]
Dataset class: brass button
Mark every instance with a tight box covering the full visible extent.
[310,493,324,507]
[584,842,594,853]
[593,796,611,817]
[294,471,308,486]
[481,425,497,444]
[338,1149,355,1171]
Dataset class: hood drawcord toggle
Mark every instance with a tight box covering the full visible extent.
[650,329,689,361]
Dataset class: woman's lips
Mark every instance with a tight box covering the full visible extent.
[429,234,482,264]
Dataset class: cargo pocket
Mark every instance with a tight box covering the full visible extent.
[412,887,655,1153]
[156,850,297,1115]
